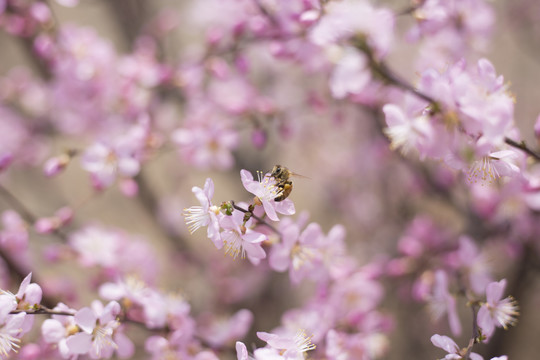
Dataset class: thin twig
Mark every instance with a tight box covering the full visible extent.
[0,183,68,241]
[504,137,540,161]
[231,202,281,235]
[10,308,74,316]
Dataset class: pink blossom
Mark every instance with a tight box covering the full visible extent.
[81,140,140,190]
[172,117,239,170]
[197,309,253,348]
[383,96,449,160]
[257,330,316,359]
[309,1,394,58]
[449,236,493,295]
[43,153,71,177]
[269,222,324,284]
[0,311,26,358]
[0,210,28,252]
[477,279,519,338]
[183,178,222,248]
[326,329,388,360]
[66,300,130,359]
[219,209,267,264]
[329,48,371,99]
[427,270,461,336]
[41,303,77,358]
[431,334,483,360]
[35,207,73,234]
[240,169,295,221]
[69,226,121,268]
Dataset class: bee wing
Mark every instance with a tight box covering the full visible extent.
[290,172,310,180]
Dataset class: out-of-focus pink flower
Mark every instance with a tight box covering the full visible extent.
[69,226,121,268]
[172,120,239,170]
[466,150,522,185]
[269,222,324,284]
[240,169,295,222]
[69,225,158,283]
[427,270,461,336]
[257,330,316,359]
[35,207,73,235]
[477,279,519,339]
[43,153,73,177]
[54,0,79,7]
[449,236,493,295]
[326,329,388,360]
[0,210,28,252]
[329,48,371,99]
[431,334,483,360]
[309,0,394,58]
[81,141,140,190]
[197,309,253,348]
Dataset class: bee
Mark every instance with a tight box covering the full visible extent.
[269,165,307,202]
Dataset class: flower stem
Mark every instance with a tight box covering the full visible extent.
[231,202,281,235]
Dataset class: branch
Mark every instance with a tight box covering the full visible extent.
[10,308,74,316]
[504,137,540,161]
[231,202,281,235]
[0,183,68,242]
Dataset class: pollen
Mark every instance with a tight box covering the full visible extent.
[222,231,246,259]
[467,156,500,185]
[294,329,316,353]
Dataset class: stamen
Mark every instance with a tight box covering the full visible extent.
[294,329,316,352]
[183,206,208,234]
[222,231,245,259]
[467,156,500,185]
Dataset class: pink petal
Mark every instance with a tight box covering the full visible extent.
[66,332,93,354]
[41,319,65,343]
[430,334,458,354]
[383,104,406,127]
[275,199,295,216]
[16,273,32,298]
[236,342,248,360]
[486,280,505,303]
[262,200,279,221]
[203,178,214,199]
[74,307,96,333]
[115,332,135,359]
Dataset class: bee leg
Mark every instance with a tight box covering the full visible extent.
[274,181,292,202]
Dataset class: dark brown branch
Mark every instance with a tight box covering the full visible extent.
[231,202,280,235]
[0,183,68,242]
[10,308,74,316]
[504,137,540,161]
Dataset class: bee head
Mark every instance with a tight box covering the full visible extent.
[271,165,283,177]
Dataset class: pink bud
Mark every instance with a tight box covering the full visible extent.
[34,218,56,234]
[30,2,51,23]
[251,129,267,150]
[208,58,229,79]
[0,153,13,172]
[24,283,43,306]
[248,16,268,35]
[19,343,42,360]
[299,9,320,25]
[206,27,223,46]
[43,154,70,177]
[119,178,138,197]
[55,207,74,225]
